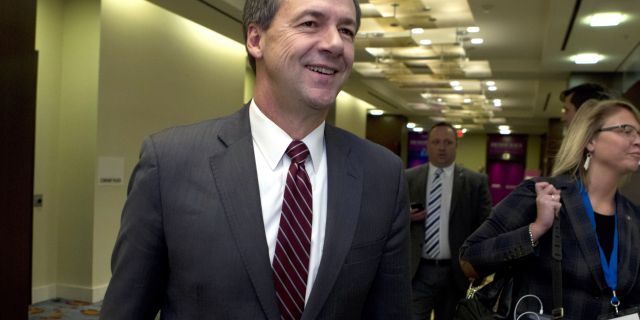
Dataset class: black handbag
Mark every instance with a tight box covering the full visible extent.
[453,269,515,320]
[455,216,564,320]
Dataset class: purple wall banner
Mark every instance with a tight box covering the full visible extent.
[407,131,428,168]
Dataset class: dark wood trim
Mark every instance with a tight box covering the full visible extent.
[0,0,37,317]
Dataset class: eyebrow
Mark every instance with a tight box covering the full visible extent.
[294,8,356,28]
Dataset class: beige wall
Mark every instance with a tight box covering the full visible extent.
[335,91,370,138]
[93,0,246,294]
[53,0,101,298]
[526,134,542,172]
[456,133,488,173]
[33,0,247,303]
[33,0,65,300]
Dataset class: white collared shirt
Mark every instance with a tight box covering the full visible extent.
[249,100,328,303]
[422,163,454,259]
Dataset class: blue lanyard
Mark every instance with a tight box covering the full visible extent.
[577,181,619,293]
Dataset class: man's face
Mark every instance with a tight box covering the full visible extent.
[252,0,357,112]
[427,126,457,168]
[562,93,577,127]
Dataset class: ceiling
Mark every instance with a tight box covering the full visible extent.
[148,0,640,134]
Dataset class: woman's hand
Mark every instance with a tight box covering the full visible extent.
[530,182,562,241]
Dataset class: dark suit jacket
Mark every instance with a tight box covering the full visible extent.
[460,176,640,319]
[406,164,492,291]
[100,106,412,319]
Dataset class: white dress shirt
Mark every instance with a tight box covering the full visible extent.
[422,163,454,259]
[249,100,328,303]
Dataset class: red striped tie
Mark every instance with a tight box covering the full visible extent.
[273,140,313,320]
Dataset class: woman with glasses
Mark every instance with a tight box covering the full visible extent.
[460,100,640,319]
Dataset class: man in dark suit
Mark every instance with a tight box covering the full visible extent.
[100,0,411,319]
[406,122,492,320]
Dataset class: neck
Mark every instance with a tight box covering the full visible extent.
[253,92,327,140]
[585,166,618,215]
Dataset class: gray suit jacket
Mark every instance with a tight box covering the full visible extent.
[100,106,411,319]
[461,176,640,319]
[406,164,492,291]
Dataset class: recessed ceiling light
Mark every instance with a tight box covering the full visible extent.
[462,128,468,134]
[453,124,462,129]
[411,28,424,34]
[413,127,424,133]
[467,26,480,33]
[453,86,464,91]
[419,39,432,45]
[493,99,502,107]
[421,92,432,99]
[463,98,472,103]
[486,81,495,86]
[499,129,511,135]
[571,53,603,64]
[470,38,484,44]
[406,122,416,129]
[589,12,623,27]
[369,109,384,116]
[498,125,510,131]
[450,80,460,86]
[488,86,497,91]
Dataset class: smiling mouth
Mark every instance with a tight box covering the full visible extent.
[307,65,337,75]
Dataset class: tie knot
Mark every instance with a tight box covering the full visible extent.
[434,168,443,179]
[286,140,310,165]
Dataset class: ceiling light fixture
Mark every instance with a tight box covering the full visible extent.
[463,98,472,103]
[411,28,424,34]
[369,109,384,116]
[571,53,603,64]
[450,80,460,87]
[413,127,424,133]
[488,86,497,91]
[470,38,484,44]
[486,81,495,86]
[493,99,502,107]
[589,12,623,27]
[406,122,416,129]
[467,26,480,33]
[419,39,432,45]
[453,86,463,91]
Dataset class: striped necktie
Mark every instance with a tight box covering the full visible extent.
[425,167,443,258]
[272,140,313,320]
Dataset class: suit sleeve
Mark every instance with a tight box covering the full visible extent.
[459,179,538,276]
[100,137,168,320]
[362,162,412,319]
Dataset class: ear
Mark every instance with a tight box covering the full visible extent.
[246,23,264,60]
[586,139,595,153]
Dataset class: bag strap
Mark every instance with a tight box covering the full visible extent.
[551,214,563,319]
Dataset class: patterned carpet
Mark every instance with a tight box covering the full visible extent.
[29,298,101,320]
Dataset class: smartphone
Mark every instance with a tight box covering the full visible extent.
[410,202,425,211]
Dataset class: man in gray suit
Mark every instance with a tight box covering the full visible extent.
[406,122,491,320]
[100,0,411,319]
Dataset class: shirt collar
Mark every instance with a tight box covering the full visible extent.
[249,99,325,171]
[429,162,455,177]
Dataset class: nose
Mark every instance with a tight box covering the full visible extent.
[319,27,345,56]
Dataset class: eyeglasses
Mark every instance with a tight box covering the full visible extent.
[598,124,640,140]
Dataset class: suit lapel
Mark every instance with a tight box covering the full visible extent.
[208,106,280,320]
[449,165,464,219]
[561,180,608,290]
[302,126,363,320]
